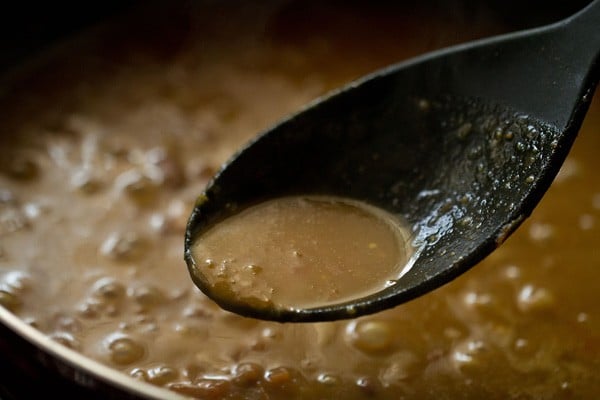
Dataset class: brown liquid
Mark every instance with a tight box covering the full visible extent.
[192,196,412,309]
[0,2,598,399]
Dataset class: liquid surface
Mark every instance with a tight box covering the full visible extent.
[0,1,598,399]
[191,196,412,310]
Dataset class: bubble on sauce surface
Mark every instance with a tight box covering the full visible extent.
[1,270,33,294]
[462,291,493,308]
[131,364,179,386]
[345,319,394,354]
[528,222,554,242]
[263,366,305,394]
[144,146,186,188]
[129,284,167,311]
[316,372,341,386]
[576,312,589,323]
[115,169,160,205]
[100,231,146,261]
[380,351,423,384]
[169,379,232,399]
[355,376,381,397]
[503,264,521,280]
[512,337,538,357]
[49,331,81,350]
[181,303,214,320]
[516,285,555,313]
[150,199,192,234]
[105,334,146,366]
[91,277,126,300]
[232,362,265,386]
[70,164,105,194]
[451,339,491,373]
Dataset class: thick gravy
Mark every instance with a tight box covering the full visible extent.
[190,195,412,310]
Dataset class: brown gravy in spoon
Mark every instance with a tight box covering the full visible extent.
[191,196,413,309]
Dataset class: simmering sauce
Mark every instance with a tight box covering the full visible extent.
[191,196,412,309]
[0,1,598,399]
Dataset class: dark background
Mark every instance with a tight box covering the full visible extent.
[0,0,592,72]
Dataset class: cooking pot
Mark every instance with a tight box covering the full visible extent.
[0,1,595,398]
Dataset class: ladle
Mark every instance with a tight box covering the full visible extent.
[185,0,600,322]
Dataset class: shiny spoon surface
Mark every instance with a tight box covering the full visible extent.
[185,0,600,322]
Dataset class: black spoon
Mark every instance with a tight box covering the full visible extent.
[185,0,600,322]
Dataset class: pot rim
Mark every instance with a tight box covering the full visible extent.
[0,306,184,399]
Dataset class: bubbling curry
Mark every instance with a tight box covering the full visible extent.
[0,1,598,399]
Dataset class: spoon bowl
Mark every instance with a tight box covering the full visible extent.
[185,0,600,322]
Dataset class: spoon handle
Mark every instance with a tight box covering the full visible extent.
[547,0,600,129]
[424,0,600,131]
[565,0,600,44]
